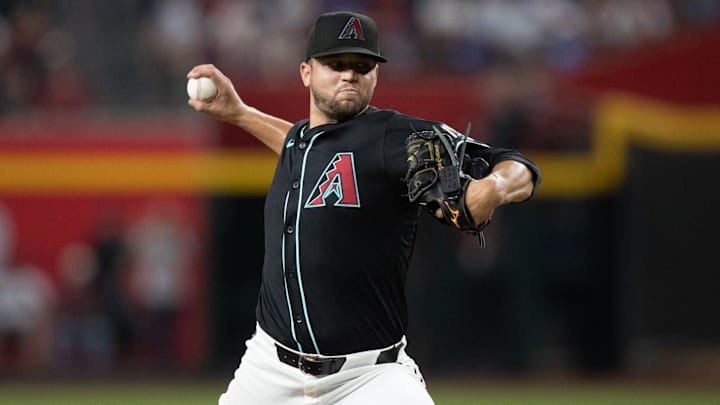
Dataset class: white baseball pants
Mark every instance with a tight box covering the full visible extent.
[218,324,434,405]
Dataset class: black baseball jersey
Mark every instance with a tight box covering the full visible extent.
[256,107,540,356]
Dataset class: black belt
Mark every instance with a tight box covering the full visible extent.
[275,342,403,377]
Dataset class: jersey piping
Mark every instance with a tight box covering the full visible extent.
[294,127,324,354]
[281,190,302,351]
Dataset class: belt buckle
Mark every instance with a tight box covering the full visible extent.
[297,354,319,372]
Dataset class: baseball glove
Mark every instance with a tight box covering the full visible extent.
[405,125,491,245]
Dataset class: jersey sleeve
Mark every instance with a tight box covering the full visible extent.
[382,112,415,185]
[381,112,443,190]
[462,139,541,197]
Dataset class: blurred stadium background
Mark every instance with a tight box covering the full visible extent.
[1,0,719,403]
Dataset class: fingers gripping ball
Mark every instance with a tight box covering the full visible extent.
[186,77,218,102]
[404,126,490,244]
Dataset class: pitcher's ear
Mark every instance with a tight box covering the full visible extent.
[300,61,312,87]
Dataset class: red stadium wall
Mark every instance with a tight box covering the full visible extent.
[0,118,210,280]
[558,24,720,105]
[0,121,211,369]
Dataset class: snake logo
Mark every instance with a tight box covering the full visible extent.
[305,153,361,208]
[338,17,365,40]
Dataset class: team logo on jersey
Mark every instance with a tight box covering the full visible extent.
[338,17,365,41]
[305,153,361,208]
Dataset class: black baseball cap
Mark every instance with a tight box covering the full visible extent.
[305,11,387,63]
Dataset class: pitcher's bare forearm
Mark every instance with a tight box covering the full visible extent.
[187,64,292,155]
[486,160,534,204]
[229,106,292,155]
[464,160,534,225]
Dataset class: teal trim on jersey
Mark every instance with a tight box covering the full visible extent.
[294,129,324,354]
[281,190,302,352]
[286,138,295,149]
[303,152,361,209]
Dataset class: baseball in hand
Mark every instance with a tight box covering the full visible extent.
[186,77,218,102]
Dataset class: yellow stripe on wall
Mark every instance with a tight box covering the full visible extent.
[0,151,278,195]
[529,93,720,198]
[0,94,718,197]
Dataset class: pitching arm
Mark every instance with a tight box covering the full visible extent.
[187,64,292,155]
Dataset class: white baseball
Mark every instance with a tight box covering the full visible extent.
[186,77,218,101]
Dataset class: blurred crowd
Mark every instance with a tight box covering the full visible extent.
[0,201,202,376]
[0,0,719,113]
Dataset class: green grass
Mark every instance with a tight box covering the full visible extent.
[429,383,720,405]
[0,380,222,405]
[0,380,718,405]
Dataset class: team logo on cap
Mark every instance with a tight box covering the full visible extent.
[338,17,365,40]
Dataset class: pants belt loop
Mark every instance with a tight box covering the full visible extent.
[375,341,404,365]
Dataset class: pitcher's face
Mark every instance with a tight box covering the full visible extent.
[301,54,378,123]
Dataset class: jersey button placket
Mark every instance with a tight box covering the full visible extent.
[284,136,309,350]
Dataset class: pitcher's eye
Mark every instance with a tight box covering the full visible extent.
[353,62,373,74]
[326,60,375,74]
[328,61,344,71]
